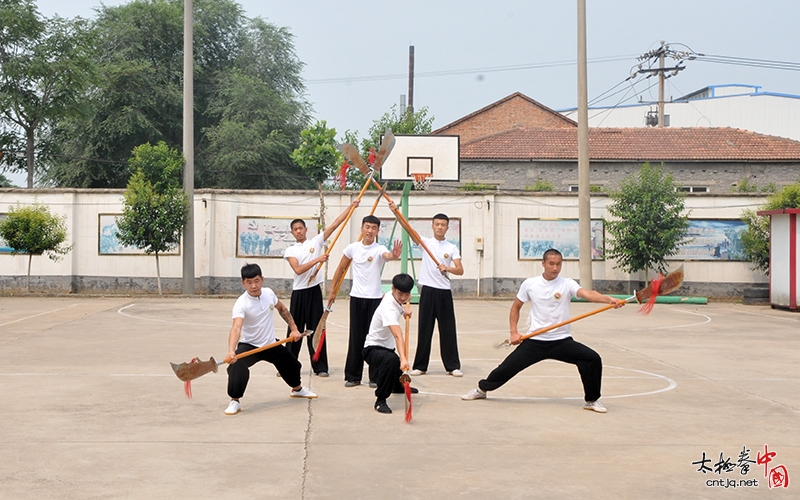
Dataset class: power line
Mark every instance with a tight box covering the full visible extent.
[695,54,800,71]
[306,54,638,85]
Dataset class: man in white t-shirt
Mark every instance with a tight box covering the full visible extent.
[363,273,418,414]
[328,215,402,387]
[408,213,464,377]
[462,249,623,413]
[284,200,360,377]
[224,263,317,416]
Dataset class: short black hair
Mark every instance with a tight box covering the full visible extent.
[362,215,381,227]
[241,263,263,280]
[542,248,563,261]
[290,219,306,229]
[392,273,414,293]
[432,213,449,223]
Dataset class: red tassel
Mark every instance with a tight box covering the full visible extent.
[336,161,349,189]
[367,148,377,166]
[311,329,326,363]
[183,358,200,399]
[403,382,413,423]
[638,273,663,315]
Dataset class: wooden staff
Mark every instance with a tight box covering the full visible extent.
[307,172,374,285]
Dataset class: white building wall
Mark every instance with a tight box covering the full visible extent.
[562,94,800,141]
[0,188,769,296]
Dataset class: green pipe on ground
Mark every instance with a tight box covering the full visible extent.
[573,295,708,304]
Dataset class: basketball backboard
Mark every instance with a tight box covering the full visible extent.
[378,134,460,182]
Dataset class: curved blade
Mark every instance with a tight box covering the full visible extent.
[635,265,684,303]
[337,143,370,175]
[170,357,219,382]
[372,128,396,172]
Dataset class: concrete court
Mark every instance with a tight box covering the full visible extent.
[0,295,798,499]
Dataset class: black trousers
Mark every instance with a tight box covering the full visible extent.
[478,337,603,402]
[344,297,381,382]
[363,346,407,402]
[413,285,460,372]
[286,285,328,373]
[227,342,301,399]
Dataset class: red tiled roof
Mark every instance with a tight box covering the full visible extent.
[432,92,577,135]
[460,127,800,161]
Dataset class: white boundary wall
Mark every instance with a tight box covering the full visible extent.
[0,188,769,296]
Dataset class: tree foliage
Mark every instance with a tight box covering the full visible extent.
[291,120,341,226]
[0,0,97,187]
[116,141,189,294]
[740,182,800,275]
[0,201,72,291]
[46,0,310,189]
[604,162,690,276]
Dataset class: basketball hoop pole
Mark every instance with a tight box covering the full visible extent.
[400,182,412,275]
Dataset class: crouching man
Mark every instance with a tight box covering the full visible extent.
[362,273,419,414]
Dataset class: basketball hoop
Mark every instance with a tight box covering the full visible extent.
[411,173,432,191]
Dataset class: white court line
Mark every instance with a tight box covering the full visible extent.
[646,308,711,330]
[117,303,227,327]
[423,365,677,401]
[0,304,79,327]
[736,309,800,323]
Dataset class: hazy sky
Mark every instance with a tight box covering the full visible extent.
[7,0,799,186]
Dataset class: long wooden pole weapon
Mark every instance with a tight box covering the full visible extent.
[400,309,413,423]
[306,173,373,285]
[311,184,388,358]
[171,331,312,397]
[496,266,684,348]
[307,133,397,284]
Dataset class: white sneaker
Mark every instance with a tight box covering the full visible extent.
[409,369,426,376]
[461,388,486,400]
[449,369,464,377]
[224,400,241,415]
[290,387,318,399]
[584,400,607,413]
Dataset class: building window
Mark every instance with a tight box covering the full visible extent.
[677,186,708,193]
[568,185,605,192]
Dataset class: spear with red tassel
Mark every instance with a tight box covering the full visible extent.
[400,308,413,423]
[497,266,684,348]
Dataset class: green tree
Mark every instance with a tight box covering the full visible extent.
[741,183,800,275]
[0,0,97,187]
[0,202,72,292]
[116,142,189,295]
[291,120,342,228]
[46,0,310,190]
[604,162,689,276]
[341,105,434,190]
[0,171,14,187]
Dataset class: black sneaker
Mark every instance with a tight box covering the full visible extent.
[374,400,392,414]
[368,381,377,388]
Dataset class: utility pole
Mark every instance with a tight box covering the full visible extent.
[407,46,415,114]
[658,47,665,127]
[182,0,195,294]
[633,41,697,127]
[577,0,592,289]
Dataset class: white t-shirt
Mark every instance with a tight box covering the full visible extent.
[516,275,581,341]
[418,236,461,290]
[284,233,325,290]
[231,288,278,347]
[364,291,405,350]
[343,241,389,299]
